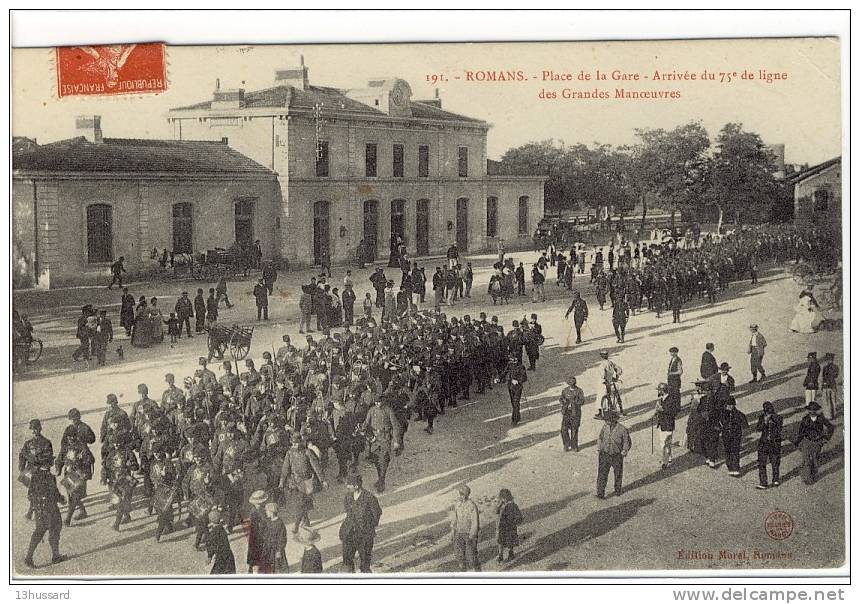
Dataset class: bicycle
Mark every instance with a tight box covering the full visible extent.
[597,379,623,418]
[13,337,43,371]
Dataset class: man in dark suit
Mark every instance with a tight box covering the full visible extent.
[564,291,589,344]
[756,401,783,489]
[708,362,736,404]
[339,474,382,573]
[720,398,747,477]
[700,343,718,379]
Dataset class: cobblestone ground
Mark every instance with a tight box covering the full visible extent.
[11,253,845,576]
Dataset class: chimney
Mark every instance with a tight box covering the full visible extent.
[75,115,103,144]
[274,55,309,90]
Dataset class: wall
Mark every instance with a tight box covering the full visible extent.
[794,163,841,227]
[14,175,280,288]
[11,178,37,287]
[486,178,546,250]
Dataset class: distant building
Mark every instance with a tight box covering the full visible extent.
[790,157,841,227]
[167,59,545,266]
[12,116,279,288]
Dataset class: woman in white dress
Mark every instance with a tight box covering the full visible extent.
[790,290,825,333]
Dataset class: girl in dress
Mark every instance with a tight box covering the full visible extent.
[790,290,825,333]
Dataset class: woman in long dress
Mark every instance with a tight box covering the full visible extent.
[131,300,150,348]
[790,290,825,333]
[148,297,164,344]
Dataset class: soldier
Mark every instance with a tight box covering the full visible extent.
[595,271,608,310]
[219,360,240,396]
[108,435,139,532]
[612,295,629,343]
[19,419,54,521]
[148,441,178,541]
[279,432,327,532]
[212,421,250,530]
[187,445,219,550]
[523,314,543,371]
[161,373,186,420]
[254,412,289,493]
[501,355,528,426]
[23,449,67,568]
[564,291,589,345]
[56,409,96,525]
[199,357,218,387]
[361,398,402,493]
[670,280,682,323]
[130,383,157,435]
[559,376,585,452]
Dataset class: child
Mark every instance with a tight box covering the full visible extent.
[206,509,236,574]
[165,312,181,344]
[494,488,524,563]
[261,502,288,574]
[363,292,373,319]
[297,527,323,573]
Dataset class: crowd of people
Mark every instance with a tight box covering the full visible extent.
[17,221,842,573]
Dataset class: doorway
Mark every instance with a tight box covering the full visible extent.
[363,199,379,261]
[456,197,469,252]
[234,200,255,248]
[416,199,430,256]
[313,200,330,265]
[391,199,406,245]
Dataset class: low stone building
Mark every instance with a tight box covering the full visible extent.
[12,116,280,288]
[792,156,841,226]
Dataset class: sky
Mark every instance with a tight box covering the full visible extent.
[12,38,841,166]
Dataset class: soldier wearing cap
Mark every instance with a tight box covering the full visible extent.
[596,409,631,499]
[199,357,217,387]
[501,354,528,426]
[19,419,54,521]
[279,432,326,532]
[55,417,95,526]
[149,441,179,541]
[212,422,250,530]
[560,376,585,452]
[130,383,157,437]
[23,448,67,568]
[792,401,835,485]
[361,397,402,493]
[161,373,186,419]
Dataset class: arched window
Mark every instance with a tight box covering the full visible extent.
[86,204,113,263]
[172,203,193,254]
[518,196,530,236]
[486,196,498,237]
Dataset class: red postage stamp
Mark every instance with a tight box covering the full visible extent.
[55,43,167,98]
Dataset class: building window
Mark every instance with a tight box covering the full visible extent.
[86,204,113,263]
[393,143,404,177]
[235,199,255,248]
[172,203,193,254]
[813,189,830,212]
[315,141,329,177]
[518,196,529,235]
[486,197,498,237]
[418,145,430,178]
[365,143,377,177]
[458,147,469,177]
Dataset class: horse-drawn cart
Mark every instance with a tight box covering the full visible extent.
[207,323,254,361]
[190,248,250,281]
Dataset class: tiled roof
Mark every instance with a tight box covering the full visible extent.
[12,137,275,175]
[171,84,485,123]
[786,156,840,184]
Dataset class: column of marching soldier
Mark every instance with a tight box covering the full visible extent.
[18,222,838,572]
[18,302,548,572]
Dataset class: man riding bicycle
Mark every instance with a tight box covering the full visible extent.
[597,350,624,418]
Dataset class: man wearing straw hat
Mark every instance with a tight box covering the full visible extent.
[596,410,631,499]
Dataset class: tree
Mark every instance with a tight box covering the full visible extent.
[499,140,569,215]
[632,123,711,232]
[705,123,781,232]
